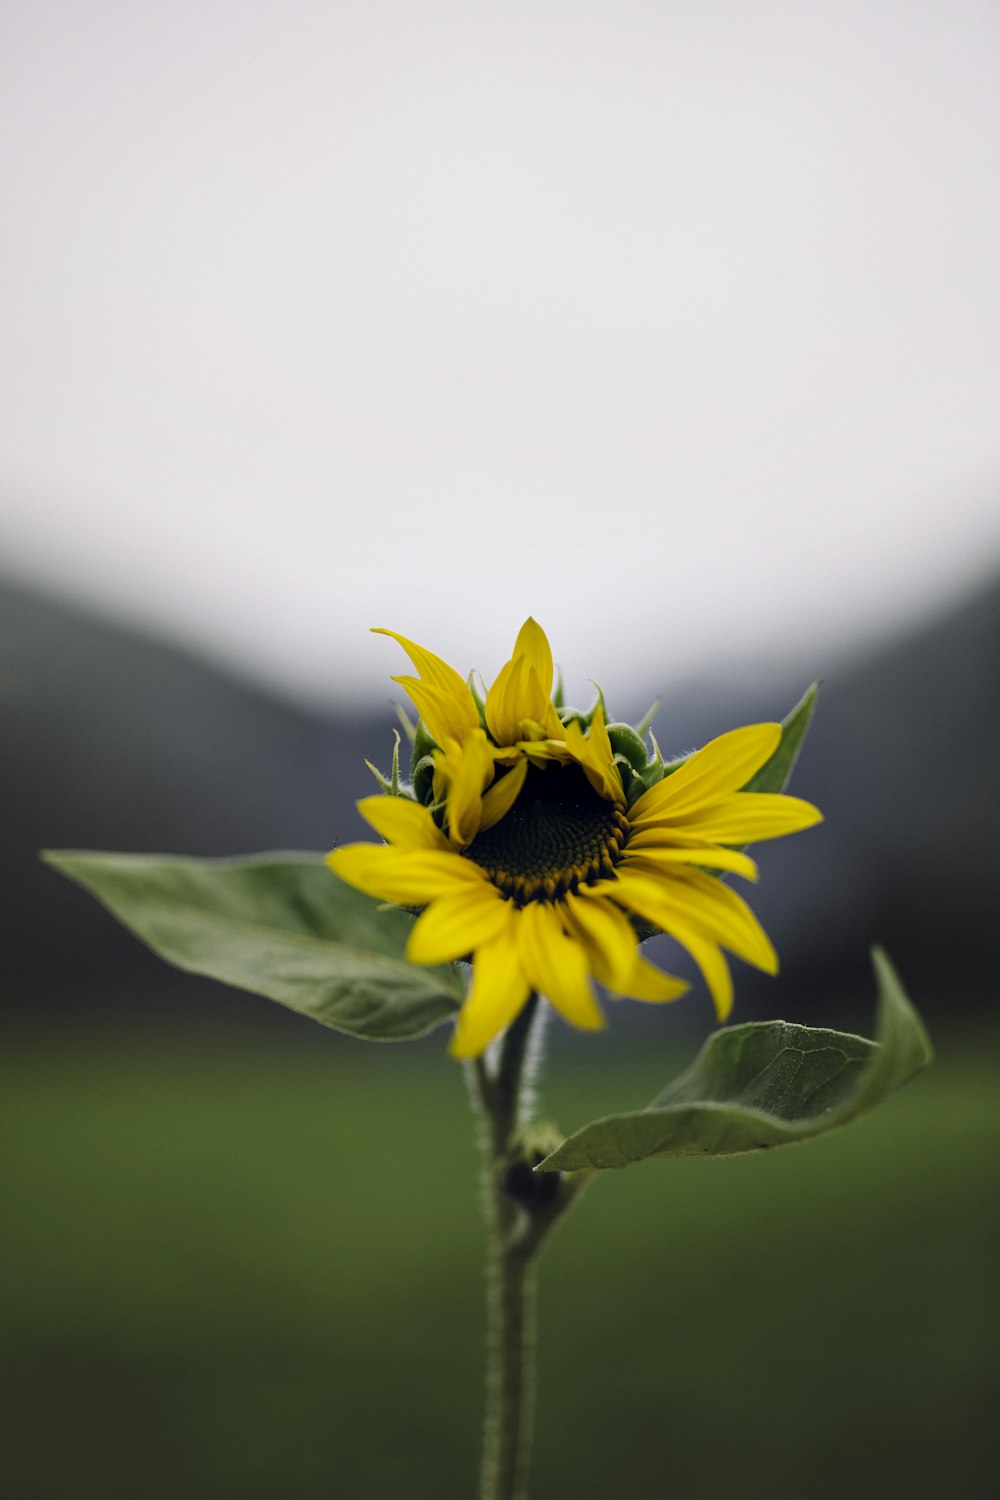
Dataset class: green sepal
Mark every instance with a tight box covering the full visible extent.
[561,687,608,732]
[412,751,436,807]
[409,717,437,780]
[43,850,465,1041]
[394,704,417,744]
[625,730,667,803]
[606,722,650,770]
[536,950,931,1170]
[634,699,661,738]
[467,670,488,725]
[584,683,607,725]
[365,729,409,796]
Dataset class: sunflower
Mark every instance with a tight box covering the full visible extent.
[327,620,822,1058]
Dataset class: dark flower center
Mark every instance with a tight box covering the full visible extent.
[464,762,627,904]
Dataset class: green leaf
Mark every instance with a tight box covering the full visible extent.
[43,851,465,1041]
[537,949,932,1170]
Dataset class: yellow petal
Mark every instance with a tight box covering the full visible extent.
[406,884,511,965]
[523,669,565,738]
[372,626,479,747]
[449,933,531,1058]
[516,902,604,1031]
[373,628,478,712]
[630,724,781,821]
[665,867,778,971]
[478,757,528,833]
[512,736,572,766]
[483,654,521,744]
[512,618,554,699]
[620,839,759,882]
[391,676,480,751]
[611,867,777,975]
[562,891,638,991]
[356,796,450,852]
[518,716,554,743]
[677,931,734,1021]
[619,953,690,1004]
[486,657,560,745]
[584,876,734,1019]
[326,845,483,905]
[432,729,496,848]
[561,706,623,805]
[658,793,824,845]
[484,619,560,745]
[583,705,623,803]
[566,887,695,1005]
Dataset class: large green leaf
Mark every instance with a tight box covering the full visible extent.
[537,950,932,1170]
[44,851,465,1041]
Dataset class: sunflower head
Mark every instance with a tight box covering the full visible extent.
[328,620,822,1058]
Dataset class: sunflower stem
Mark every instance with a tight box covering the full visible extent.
[468,995,588,1500]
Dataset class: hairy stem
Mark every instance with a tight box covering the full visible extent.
[482,1232,537,1500]
[468,996,588,1500]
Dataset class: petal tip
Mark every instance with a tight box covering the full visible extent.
[713,995,734,1023]
[449,1021,492,1061]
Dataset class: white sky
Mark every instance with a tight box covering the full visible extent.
[2,0,999,705]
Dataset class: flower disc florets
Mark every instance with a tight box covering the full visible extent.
[465,763,628,904]
[327,619,823,1058]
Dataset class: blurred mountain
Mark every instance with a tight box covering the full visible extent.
[2,571,997,1029]
[0,577,386,1021]
[775,569,1000,1015]
[630,575,1000,1023]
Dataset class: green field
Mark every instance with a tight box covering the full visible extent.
[3,1015,996,1499]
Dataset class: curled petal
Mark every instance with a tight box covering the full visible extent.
[392,676,479,751]
[478,758,529,833]
[373,628,477,708]
[431,730,496,848]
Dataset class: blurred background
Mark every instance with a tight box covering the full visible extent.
[2,3,998,1496]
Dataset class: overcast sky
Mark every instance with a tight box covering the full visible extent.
[2,0,999,706]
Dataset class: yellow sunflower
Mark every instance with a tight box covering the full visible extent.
[328,620,822,1058]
